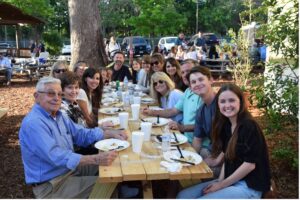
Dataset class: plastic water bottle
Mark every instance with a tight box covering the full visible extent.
[123,91,130,107]
[117,86,122,101]
[161,133,171,152]
[123,76,129,91]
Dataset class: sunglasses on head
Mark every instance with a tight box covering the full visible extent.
[54,69,66,73]
[153,80,164,87]
[151,61,159,66]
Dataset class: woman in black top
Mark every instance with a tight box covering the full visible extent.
[177,83,271,199]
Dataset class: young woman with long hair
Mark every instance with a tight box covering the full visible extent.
[77,67,109,128]
[164,57,186,92]
[177,83,271,199]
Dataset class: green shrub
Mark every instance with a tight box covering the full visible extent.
[272,140,298,170]
[42,31,63,55]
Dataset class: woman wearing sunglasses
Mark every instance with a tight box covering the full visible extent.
[150,53,165,72]
[164,57,187,92]
[150,72,183,122]
[49,61,69,78]
[77,68,112,128]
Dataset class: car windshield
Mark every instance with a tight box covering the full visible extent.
[64,41,71,45]
[204,35,217,40]
[166,38,176,43]
[133,37,146,44]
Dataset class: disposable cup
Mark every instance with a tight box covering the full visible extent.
[131,104,140,120]
[118,112,129,129]
[133,96,141,104]
[141,122,152,141]
[132,131,144,154]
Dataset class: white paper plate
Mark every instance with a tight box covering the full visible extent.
[143,117,169,126]
[163,150,202,166]
[95,139,130,152]
[102,97,119,104]
[141,97,155,104]
[139,92,147,97]
[149,106,163,111]
[99,107,125,115]
[154,133,188,145]
[98,117,120,126]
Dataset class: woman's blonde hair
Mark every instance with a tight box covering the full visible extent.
[49,61,69,77]
[150,72,175,106]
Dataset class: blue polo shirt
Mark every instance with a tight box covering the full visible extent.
[175,88,202,143]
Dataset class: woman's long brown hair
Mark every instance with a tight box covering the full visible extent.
[211,83,262,160]
[81,67,103,110]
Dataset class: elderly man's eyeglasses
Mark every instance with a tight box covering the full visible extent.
[54,69,66,73]
[153,80,164,87]
[151,61,159,66]
[38,91,63,98]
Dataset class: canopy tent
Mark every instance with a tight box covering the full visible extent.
[0,2,44,56]
[0,2,44,25]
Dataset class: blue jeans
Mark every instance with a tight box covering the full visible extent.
[5,68,12,81]
[177,179,262,199]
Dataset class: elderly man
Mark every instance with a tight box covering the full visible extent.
[19,77,127,198]
[142,59,202,143]
[110,51,132,82]
[0,52,12,86]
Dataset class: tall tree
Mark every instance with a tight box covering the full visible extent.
[127,0,187,36]
[68,0,108,69]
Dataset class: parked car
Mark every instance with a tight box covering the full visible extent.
[187,33,219,47]
[0,43,12,53]
[121,36,150,57]
[61,41,71,55]
[158,36,177,52]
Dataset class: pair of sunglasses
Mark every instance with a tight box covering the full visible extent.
[153,80,164,87]
[54,69,66,73]
[151,61,159,66]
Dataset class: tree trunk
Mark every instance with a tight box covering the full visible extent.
[68,0,108,70]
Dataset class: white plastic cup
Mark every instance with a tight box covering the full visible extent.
[118,112,129,129]
[131,104,140,120]
[132,131,144,154]
[141,122,152,141]
[133,96,141,104]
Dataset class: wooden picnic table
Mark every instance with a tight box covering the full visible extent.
[97,102,213,198]
[202,58,231,73]
[0,107,8,121]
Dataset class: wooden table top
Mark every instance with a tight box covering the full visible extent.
[97,103,213,183]
[0,107,8,121]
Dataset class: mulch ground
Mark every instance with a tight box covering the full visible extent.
[0,78,298,198]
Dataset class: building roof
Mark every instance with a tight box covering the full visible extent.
[0,2,44,25]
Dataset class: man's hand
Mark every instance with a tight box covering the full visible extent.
[142,107,154,116]
[93,151,118,166]
[104,129,128,140]
[168,121,184,132]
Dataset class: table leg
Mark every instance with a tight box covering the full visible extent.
[142,180,153,199]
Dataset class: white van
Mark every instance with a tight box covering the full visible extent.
[158,37,177,52]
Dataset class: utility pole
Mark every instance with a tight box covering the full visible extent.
[196,1,199,33]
